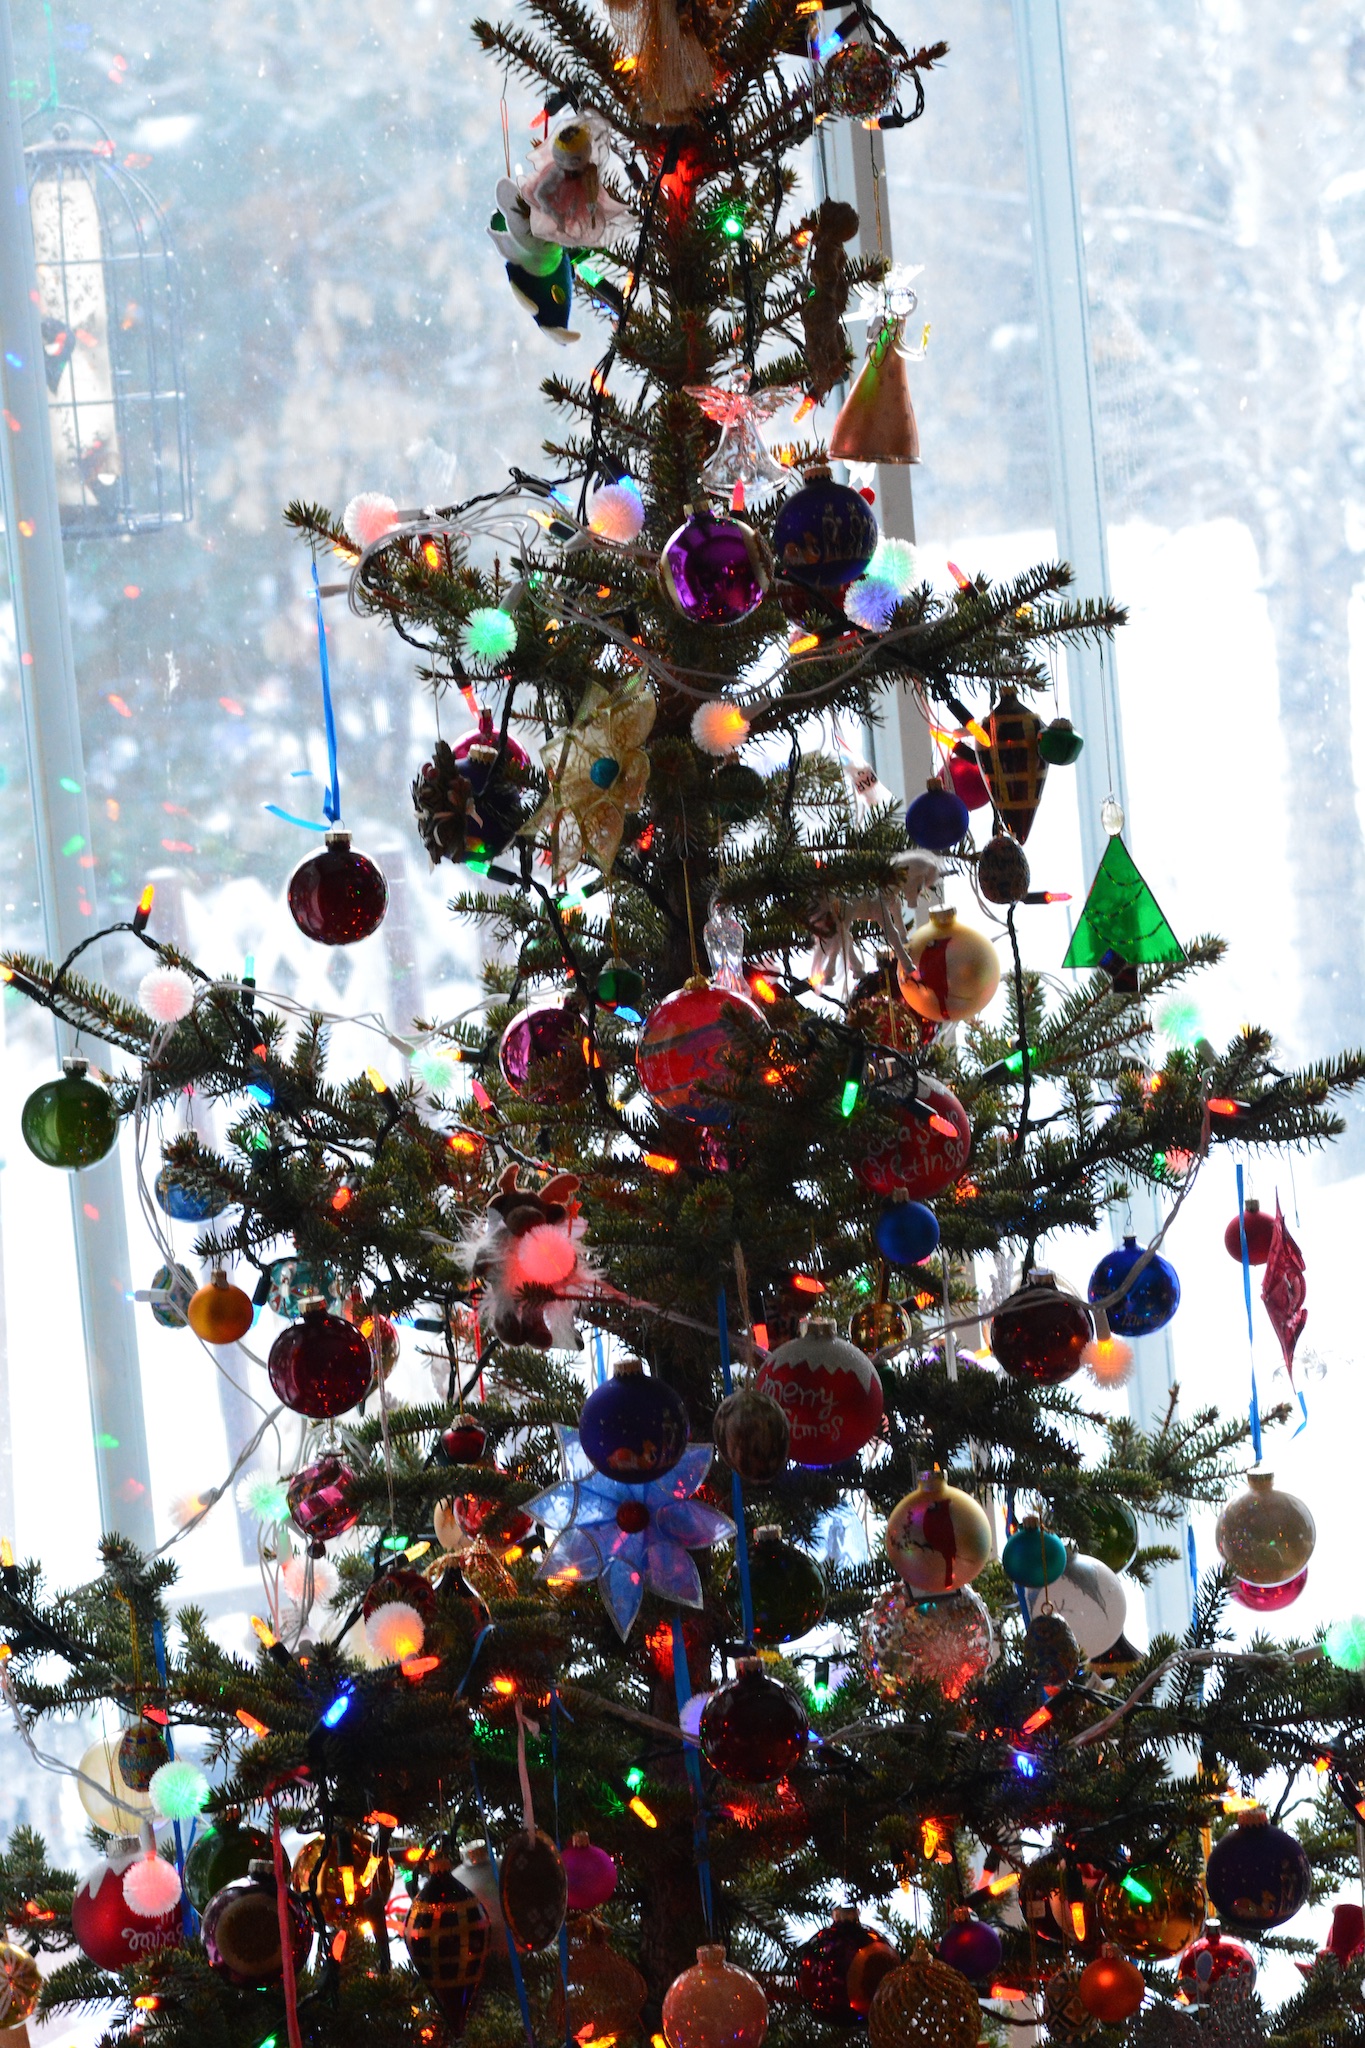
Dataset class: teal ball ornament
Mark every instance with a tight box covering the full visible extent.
[21,1058,119,1169]
[772,471,878,589]
[1001,1524,1068,1588]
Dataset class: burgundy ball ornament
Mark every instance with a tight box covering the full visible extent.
[905,780,969,852]
[797,1907,894,2023]
[938,1908,1003,1986]
[442,1420,488,1465]
[287,829,388,945]
[755,1318,884,1467]
[1224,1199,1276,1265]
[579,1356,689,1481]
[72,1839,183,1970]
[268,1302,372,1418]
[857,1075,970,1202]
[724,1526,827,1644]
[659,509,771,625]
[1205,1810,1312,1932]
[699,1658,809,1782]
[772,469,878,589]
[202,1861,312,1987]
[286,1454,358,1544]
[636,980,767,1124]
[990,1271,1092,1385]
[563,1833,618,1915]
[499,1002,590,1105]
[1231,1566,1307,1611]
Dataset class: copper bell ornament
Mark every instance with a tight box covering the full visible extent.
[829,316,920,466]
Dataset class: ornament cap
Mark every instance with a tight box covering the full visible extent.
[1233,1806,1269,1827]
[833,1905,862,1922]
[698,1943,728,1968]
[735,1656,764,1677]
[61,1055,90,1078]
[927,907,957,930]
[802,1317,837,1340]
[324,829,352,850]
[754,1524,781,1543]
[1247,1471,1274,1491]
[613,1356,645,1378]
[916,1468,948,1495]
[571,1831,590,1849]
[246,1859,275,1882]
[1245,1198,1261,1214]
[461,1841,491,1864]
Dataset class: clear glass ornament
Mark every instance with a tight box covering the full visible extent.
[1101,795,1125,836]
[704,901,746,991]
[859,1583,994,1701]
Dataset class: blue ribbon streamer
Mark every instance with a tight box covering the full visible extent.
[1186,1525,1198,1602]
[1236,1166,1263,1464]
[716,1287,754,1646]
[467,1752,536,2048]
[591,1326,607,1389]
[263,805,329,831]
[150,1619,195,1936]
[312,561,341,825]
[670,1614,714,1933]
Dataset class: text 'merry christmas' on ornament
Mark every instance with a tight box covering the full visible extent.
[754,1318,884,1466]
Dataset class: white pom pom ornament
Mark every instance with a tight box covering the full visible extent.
[342,491,399,550]
[363,1600,426,1665]
[137,965,196,1025]
[690,699,751,758]
[122,1853,183,1917]
[587,480,645,543]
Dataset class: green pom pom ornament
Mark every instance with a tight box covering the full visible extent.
[466,607,518,660]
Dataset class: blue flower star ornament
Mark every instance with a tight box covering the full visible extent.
[525,1427,735,1639]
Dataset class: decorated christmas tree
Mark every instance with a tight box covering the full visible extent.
[3,3,1365,2047]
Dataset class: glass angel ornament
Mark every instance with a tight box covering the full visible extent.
[830,267,926,468]
[683,365,801,503]
[525,679,656,881]
[526,1427,735,1638]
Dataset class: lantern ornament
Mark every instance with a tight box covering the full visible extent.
[24,108,191,536]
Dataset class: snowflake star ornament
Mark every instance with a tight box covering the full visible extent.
[526,1428,735,1639]
[683,364,802,500]
[525,678,655,881]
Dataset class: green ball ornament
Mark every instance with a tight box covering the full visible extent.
[1084,1497,1139,1575]
[185,1824,273,1912]
[21,1057,119,1169]
[597,961,647,1023]
[724,1526,827,1644]
[1037,717,1084,766]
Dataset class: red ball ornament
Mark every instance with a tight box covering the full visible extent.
[499,1003,590,1105]
[268,1303,372,1418]
[1231,1565,1307,1611]
[755,1317,884,1467]
[442,1421,488,1464]
[797,1908,895,2023]
[287,829,388,945]
[1223,1199,1276,1265]
[71,1840,183,1971]
[857,1076,971,1200]
[990,1271,1092,1385]
[946,742,991,811]
[562,1832,618,1914]
[636,980,767,1125]
[699,1658,809,1782]
[455,1480,536,1550]
[363,1568,438,1626]
[1177,1927,1256,2002]
[1078,1945,1145,2023]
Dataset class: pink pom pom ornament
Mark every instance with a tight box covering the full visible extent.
[123,1853,184,1918]
[342,492,400,550]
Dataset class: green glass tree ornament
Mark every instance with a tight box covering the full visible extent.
[21,1057,120,1169]
[1063,837,1185,974]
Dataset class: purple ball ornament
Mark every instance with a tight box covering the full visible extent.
[938,1909,1004,1985]
[658,509,771,626]
[905,779,970,852]
[499,1002,590,1105]
[286,1455,359,1545]
[562,1833,618,1915]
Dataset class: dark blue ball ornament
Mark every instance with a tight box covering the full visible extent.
[905,781,970,851]
[1088,1233,1180,1335]
[772,471,877,590]
[873,1200,940,1267]
[579,1357,689,1481]
[155,1165,229,1223]
[1205,1812,1312,1932]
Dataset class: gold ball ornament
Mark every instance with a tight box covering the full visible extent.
[885,1469,992,1595]
[1099,1867,1206,1959]
[291,1830,392,1928]
[1215,1470,1315,1587]
[187,1269,255,1345]
[849,1301,913,1355]
[896,907,1000,1023]
[1079,1946,1146,2023]
[551,1916,649,2048]
[867,1938,980,2048]
[0,1941,42,2027]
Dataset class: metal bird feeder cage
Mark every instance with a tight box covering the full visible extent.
[23,107,191,537]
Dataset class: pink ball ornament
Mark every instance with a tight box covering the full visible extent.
[1231,1567,1307,1612]
[72,1839,183,1970]
[343,491,400,549]
[636,981,767,1125]
[563,1833,618,1914]
[755,1318,884,1467]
